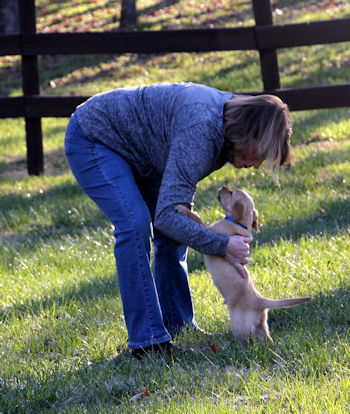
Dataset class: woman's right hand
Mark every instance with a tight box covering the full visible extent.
[224,235,252,279]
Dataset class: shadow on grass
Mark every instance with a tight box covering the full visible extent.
[138,0,180,17]
[0,176,82,211]
[0,0,252,97]
[0,347,153,412]
[191,190,350,272]
[291,107,350,146]
[256,196,350,245]
[0,178,113,254]
[36,0,111,20]
[1,285,348,412]
[1,166,349,275]
[268,285,350,337]
[0,149,71,179]
[0,272,120,322]
[194,285,350,368]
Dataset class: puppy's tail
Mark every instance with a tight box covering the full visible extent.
[259,296,312,309]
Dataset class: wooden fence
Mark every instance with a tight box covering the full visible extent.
[0,0,350,175]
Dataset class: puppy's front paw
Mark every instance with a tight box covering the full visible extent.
[175,204,188,214]
[175,204,204,226]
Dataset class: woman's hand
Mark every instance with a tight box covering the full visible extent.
[224,235,253,279]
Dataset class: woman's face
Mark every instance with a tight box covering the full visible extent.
[232,139,264,169]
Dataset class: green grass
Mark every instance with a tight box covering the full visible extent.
[1,0,350,412]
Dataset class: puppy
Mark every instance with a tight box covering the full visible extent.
[176,187,311,343]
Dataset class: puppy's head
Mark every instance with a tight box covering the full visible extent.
[218,187,258,232]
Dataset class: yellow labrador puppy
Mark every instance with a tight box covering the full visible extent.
[176,187,311,343]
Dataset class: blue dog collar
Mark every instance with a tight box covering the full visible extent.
[225,216,248,230]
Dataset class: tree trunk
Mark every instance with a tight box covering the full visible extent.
[0,0,19,34]
[120,0,137,29]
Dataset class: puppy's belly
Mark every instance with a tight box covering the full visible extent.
[204,255,244,305]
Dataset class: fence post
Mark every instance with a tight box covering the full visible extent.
[251,0,281,90]
[18,0,43,175]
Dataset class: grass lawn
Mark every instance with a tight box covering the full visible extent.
[0,0,350,412]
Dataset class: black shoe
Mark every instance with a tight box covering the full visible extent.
[131,341,192,360]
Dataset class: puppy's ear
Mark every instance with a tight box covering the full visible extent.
[218,187,233,212]
[252,208,259,232]
[232,200,245,223]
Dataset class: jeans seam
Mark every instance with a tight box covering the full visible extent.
[165,238,176,328]
[65,118,80,154]
[90,142,161,340]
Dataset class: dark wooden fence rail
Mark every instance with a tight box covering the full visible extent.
[0,0,350,174]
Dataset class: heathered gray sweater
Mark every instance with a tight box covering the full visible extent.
[75,82,234,256]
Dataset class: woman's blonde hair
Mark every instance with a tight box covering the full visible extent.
[223,94,291,171]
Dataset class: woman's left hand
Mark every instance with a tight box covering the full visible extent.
[224,235,253,278]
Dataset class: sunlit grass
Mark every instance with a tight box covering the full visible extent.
[279,43,350,88]
[1,112,349,411]
[1,0,350,412]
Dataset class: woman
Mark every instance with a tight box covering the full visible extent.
[64,82,291,358]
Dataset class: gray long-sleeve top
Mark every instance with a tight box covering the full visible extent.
[75,82,234,256]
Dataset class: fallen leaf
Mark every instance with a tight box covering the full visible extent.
[130,387,149,401]
[209,343,219,353]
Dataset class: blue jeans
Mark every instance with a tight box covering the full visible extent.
[64,113,198,349]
